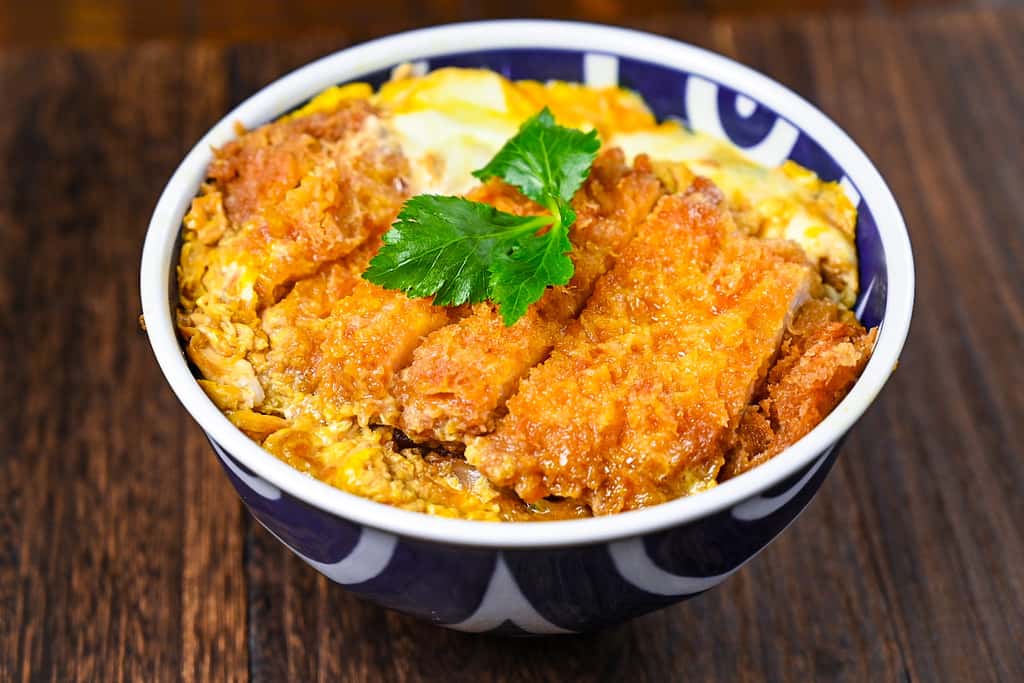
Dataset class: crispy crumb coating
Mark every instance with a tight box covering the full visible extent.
[253,240,380,417]
[177,101,409,414]
[256,273,454,427]
[721,299,876,479]
[466,180,816,514]
[191,100,408,310]
[395,150,665,442]
[395,302,563,442]
[210,100,388,224]
[310,281,453,425]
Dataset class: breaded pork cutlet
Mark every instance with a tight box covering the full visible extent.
[251,239,380,415]
[259,278,452,427]
[311,282,453,426]
[721,299,876,479]
[395,150,664,443]
[183,100,409,311]
[176,101,410,415]
[465,179,816,514]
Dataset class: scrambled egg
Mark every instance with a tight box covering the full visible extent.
[177,66,864,521]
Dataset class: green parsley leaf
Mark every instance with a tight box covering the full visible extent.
[363,108,597,326]
[472,107,600,205]
[489,220,574,326]
[363,195,554,307]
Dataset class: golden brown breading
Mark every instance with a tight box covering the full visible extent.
[209,100,379,224]
[176,102,409,415]
[395,150,665,442]
[257,278,453,425]
[721,299,876,479]
[311,281,454,425]
[253,240,382,416]
[261,245,375,332]
[465,180,816,514]
[188,101,409,311]
[395,303,562,442]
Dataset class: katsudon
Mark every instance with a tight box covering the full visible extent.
[176,66,876,521]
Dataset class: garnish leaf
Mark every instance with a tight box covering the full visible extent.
[364,108,598,326]
[363,195,552,307]
[489,222,574,326]
[472,107,600,205]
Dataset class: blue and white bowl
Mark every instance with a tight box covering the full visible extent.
[140,21,914,635]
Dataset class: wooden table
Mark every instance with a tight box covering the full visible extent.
[2,8,1022,682]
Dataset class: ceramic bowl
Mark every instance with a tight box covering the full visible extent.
[140,20,914,634]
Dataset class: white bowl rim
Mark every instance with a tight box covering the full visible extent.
[140,19,914,549]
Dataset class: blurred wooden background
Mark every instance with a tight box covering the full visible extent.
[0,0,1014,47]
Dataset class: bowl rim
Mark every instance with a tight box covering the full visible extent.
[140,19,914,549]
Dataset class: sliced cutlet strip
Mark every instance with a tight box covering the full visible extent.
[202,100,409,309]
[176,104,407,415]
[395,150,665,443]
[721,298,876,480]
[465,179,815,514]
[261,237,382,332]
[306,281,453,426]
[254,239,384,416]
[257,274,453,426]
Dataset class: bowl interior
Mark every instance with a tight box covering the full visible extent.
[142,22,912,548]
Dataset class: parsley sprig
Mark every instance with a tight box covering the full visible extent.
[362,107,600,326]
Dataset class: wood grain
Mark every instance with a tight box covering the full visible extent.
[0,0,1000,48]
[0,44,247,683]
[1,7,1022,682]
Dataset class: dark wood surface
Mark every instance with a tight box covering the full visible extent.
[2,7,1023,682]
[0,0,996,48]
